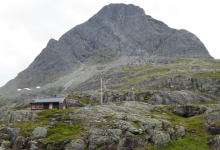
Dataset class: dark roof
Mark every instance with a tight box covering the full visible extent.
[30,97,65,104]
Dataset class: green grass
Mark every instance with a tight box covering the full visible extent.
[13,121,43,137]
[71,96,89,104]
[11,108,82,142]
[145,111,213,149]
[38,108,78,120]
[45,122,83,142]
[165,134,211,150]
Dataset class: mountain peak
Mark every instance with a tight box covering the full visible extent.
[0,3,213,93]
[98,3,145,17]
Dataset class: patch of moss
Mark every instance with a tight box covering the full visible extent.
[37,108,77,120]
[71,96,89,104]
[45,123,83,142]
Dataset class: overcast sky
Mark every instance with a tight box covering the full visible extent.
[0,0,219,87]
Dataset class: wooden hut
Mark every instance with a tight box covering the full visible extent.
[30,97,68,110]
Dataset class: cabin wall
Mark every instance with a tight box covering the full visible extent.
[53,103,59,110]
[59,100,67,109]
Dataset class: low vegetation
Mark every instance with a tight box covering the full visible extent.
[11,108,83,142]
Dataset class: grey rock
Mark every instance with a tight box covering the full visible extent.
[89,129,121,149]
[149,129,170,146]
[6,128,20,143]
[138,118,162,132]
[161,119,172,129]
[106,129,122,138]
[117,136,144,150]
[210,126,220,135]
[157,75,220,98]
[32,127,47,139]
[167,125,185,140]
[66,99,86,108]
[209,136,220,150]
[172,105,207,117]
[0,141,12,149]
[0,110,39,123]
[124,131,135,137]
[12,136,26,150]
[65,139,87,150]
[148,90,211,105]
[30,144,38,150]
[27,141,39,150]
[203,113,220,122]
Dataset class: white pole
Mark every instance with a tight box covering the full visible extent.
[101,78,102,105]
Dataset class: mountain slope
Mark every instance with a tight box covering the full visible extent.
[0,3,213,93]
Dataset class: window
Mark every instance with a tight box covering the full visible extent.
[32,104,37,109]
[32,103,44,109]
[38,104,43,109]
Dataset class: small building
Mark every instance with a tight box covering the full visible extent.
[30,97,68,110]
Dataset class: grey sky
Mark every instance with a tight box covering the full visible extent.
[0,0,219,87]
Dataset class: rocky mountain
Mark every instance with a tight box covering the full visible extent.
[0,3,213,95]
[1,3,220,149]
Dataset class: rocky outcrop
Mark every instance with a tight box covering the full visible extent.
[155,75,220,97]
[0,110,40,123]
[6,128,20,143]
[171,105,207,117]
[66,99,86,108]
[148,89,211,105]
[65,139,87,150]
[0,101,187,150]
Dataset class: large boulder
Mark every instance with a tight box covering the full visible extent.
[203,112,220,122]
[172,105,207,117]
[138,118,163,132]
[89,129,122,149]
[113,120,140,135]
[66,99,86,108]
[31,127,47,139]
[167,125,185,140]
[149,129,170,146]
[65,139,87,150]
[117,137,144,150]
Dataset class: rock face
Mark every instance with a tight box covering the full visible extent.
[0,110,40,123]
[32,127,47,139]
[66,99,86,108]
[6,128,20,143]
[147,89,211,105]
[171,105,207,117]
[4,3,212,89]
[155,75,220,98]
